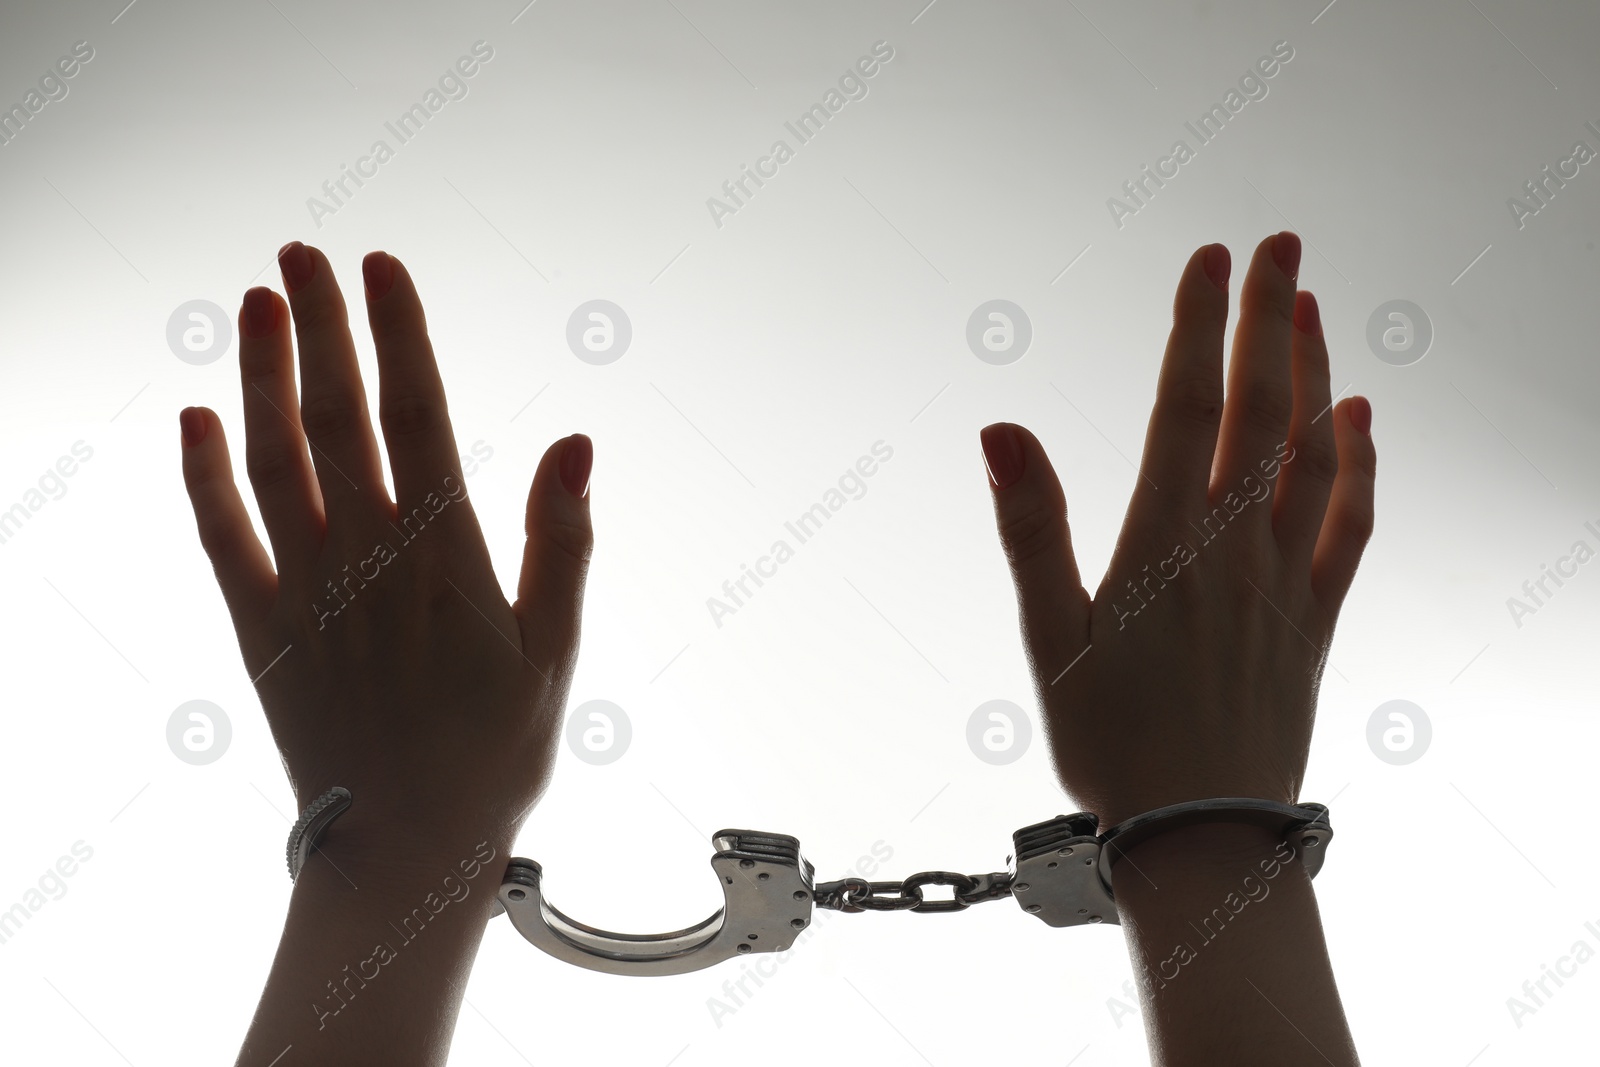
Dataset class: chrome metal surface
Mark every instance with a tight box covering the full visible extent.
[498,830,815,976]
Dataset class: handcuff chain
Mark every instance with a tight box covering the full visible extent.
[811,869,1016,914]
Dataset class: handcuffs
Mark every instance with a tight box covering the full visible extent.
[289,789,1331,977]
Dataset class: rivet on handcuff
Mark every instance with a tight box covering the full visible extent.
[287,789,1331,977]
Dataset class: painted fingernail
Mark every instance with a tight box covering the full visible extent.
[1204,243,1231,291]
[242,287,276,338]
[980,423,1024,489]
[278,241,314,293]
[1293,291,1321,337]
[180,407,207,448]
[1351,396,1372,436]
[362,251,393,300]
[560,433,593,497]
[1272,231,1301,281]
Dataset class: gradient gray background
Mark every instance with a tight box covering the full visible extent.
[1,0,1597,1063]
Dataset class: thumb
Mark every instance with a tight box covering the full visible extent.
[514,433,595,676]
[980,422,1091,672]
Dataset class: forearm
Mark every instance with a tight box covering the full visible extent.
[1112,822,1359,1067]
[235,815,512,1067]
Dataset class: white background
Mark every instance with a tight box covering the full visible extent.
[1,0,1597,1063]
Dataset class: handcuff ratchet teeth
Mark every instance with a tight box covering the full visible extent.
[489,799,1332,976]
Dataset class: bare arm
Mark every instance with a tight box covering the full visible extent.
[980,233,1375,1064]
[179,242,596,1066]
[1114,822,1358,1066]
[235,818,510,1066]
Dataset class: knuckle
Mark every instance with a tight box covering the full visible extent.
[246,440,304,491]
[1266,288,1297,326]
[1290,435,1340,487]
[1335,502,1375,545]
[240,344,283,383]
[1175,281,1229,331]
[1249,273,1297,326]
[1163,374,1225,430]
[194,512,239,557]
[289,295,343,336]
[1238,379,1295,438]
[542,517,595,568]
[300,389,364,444]
[380,392,445,443]
[369,308,418,347]
[1351,439,1378,481]
[996,501,1066,569]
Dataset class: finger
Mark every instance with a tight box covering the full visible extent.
[1127,242,1229,532]
[514,434,595,678]
[1212,232,1299,522]
[1310,397,1376,614]
[238,285,324,572]
[277,241,390,522]
[180,407,277,627]
[362,251,490,561]
[1271,291,1337,569]
[980,423,1091,674]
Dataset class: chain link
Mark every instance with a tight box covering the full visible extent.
[812,869,1015,913]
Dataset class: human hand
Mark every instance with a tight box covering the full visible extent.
[980,233,1376,830]
[179,242,594,861]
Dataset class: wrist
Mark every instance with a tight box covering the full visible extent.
[1111,820,1311,913]
[291,798,516,911]
[257,803,515,1060]
[1102,822,1355,1066]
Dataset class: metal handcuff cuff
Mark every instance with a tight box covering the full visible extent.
[288,788,1331,977]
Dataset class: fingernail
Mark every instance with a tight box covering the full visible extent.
[1350,396,1372,436]
[278,241,314,293]
[560,433,593,497]
[1272,231,1301,281]
[980,423,1024,489]
[362,251,393,300]
[242,287,277,338]
[1203,243,1231,291]
[180,407,207,448]
[1293,291,1321,337]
